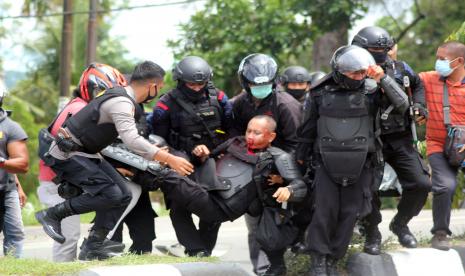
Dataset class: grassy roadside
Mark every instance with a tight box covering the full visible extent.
[0,254,218,275]
[285,232,465,276]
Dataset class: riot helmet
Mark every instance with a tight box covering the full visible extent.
[78,63,127,102]
[309,71,326,85]
[172,56,213,84]
[280,66,311,84]
[351,26,395,64]
[238,53,278,99]
[330,45,376,90]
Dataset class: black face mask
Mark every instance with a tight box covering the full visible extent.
[143,85,158,103]
[286,88,307,100]
[334,71,365,90]
[180,85,205,102]
[370,51,388,64]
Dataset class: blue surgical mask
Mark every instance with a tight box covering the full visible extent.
[250,84,273,99]
[435,58,457,77]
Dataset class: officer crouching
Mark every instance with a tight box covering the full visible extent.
[296,45,409,275]
[35,61,193,260]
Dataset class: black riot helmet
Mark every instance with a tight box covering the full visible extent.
[279,66,311,85]
[172,56,213,84]
[351,26,395,64]
[309,71,326,85]
[330,45,376,90]
[237,53,278,92]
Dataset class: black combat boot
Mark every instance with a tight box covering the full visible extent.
[35,201,75,244]
[389,214,417,248]
[326,256,339,276]
[78,229,120,260]
[363,226,382,255]
[260,264,287,276]
[80,237,125,253]
[308,253,328,276]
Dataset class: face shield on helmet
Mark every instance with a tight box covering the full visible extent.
[78,63,127,102]
[237,53,278,99]
[331,45,376,90]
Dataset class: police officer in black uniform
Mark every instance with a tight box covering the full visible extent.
[297,45,409,275]
[231,53,302,274]
[150,56,232,257]
[35,61,193,260]
[352,26,431,255]
[279,66,312,103]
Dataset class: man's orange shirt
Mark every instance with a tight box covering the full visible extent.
[419,71,465,156]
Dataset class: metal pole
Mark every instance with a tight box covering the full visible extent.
[86,0,98,66]
[58,0,73,111]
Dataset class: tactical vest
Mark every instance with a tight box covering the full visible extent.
[168,88,224,152]
[216,138,257,199]
[316,86,376,186]
[66,87,143,153]
[379,60,409,135]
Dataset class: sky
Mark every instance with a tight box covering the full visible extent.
[0,0,412,79]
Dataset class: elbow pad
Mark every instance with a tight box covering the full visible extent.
[380,75,409,114]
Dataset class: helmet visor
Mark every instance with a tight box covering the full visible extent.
[335,47,376,73]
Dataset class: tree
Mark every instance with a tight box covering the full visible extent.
[5,0,135,194]
[376,0,465,72]
[291,0,368,71]
[168,0,314,95]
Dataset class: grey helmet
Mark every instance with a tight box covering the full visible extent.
[172,56,213,84]
[330,45,375,90]
[238,53,278,91]
[279,66,311,84]
[309,71,326,84]
[351,26,395,64]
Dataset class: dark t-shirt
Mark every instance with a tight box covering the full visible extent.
[0,111,28,191]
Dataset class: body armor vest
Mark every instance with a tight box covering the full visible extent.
[380,60,409,135]
[66,87,143,153]
[169,89,223,152]
[316,87,375,186]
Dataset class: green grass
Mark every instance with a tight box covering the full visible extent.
[0,254,218,275]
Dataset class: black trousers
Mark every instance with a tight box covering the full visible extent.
[161,171,230,225]
[111,191,157,254]
[364,137,431,228]
[48,155,132,230]
[429,153,460,235]
[307,162,373,259]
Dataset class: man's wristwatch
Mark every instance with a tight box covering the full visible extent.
[0,157,6,166]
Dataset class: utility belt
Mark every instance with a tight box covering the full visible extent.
[169,129,225,152]
[55,128,87,153]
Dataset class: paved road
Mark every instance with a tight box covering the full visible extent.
[2,209,465,275]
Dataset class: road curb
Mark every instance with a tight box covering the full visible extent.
[347,247,465,276]
[75,262,250,276]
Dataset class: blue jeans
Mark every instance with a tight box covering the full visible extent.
[2,189,24,258]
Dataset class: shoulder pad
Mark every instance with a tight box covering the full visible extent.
[267,146,286,157]
[364,79,378,94]
[310,73,333,91]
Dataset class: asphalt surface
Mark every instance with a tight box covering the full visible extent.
[2,209,465,275]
